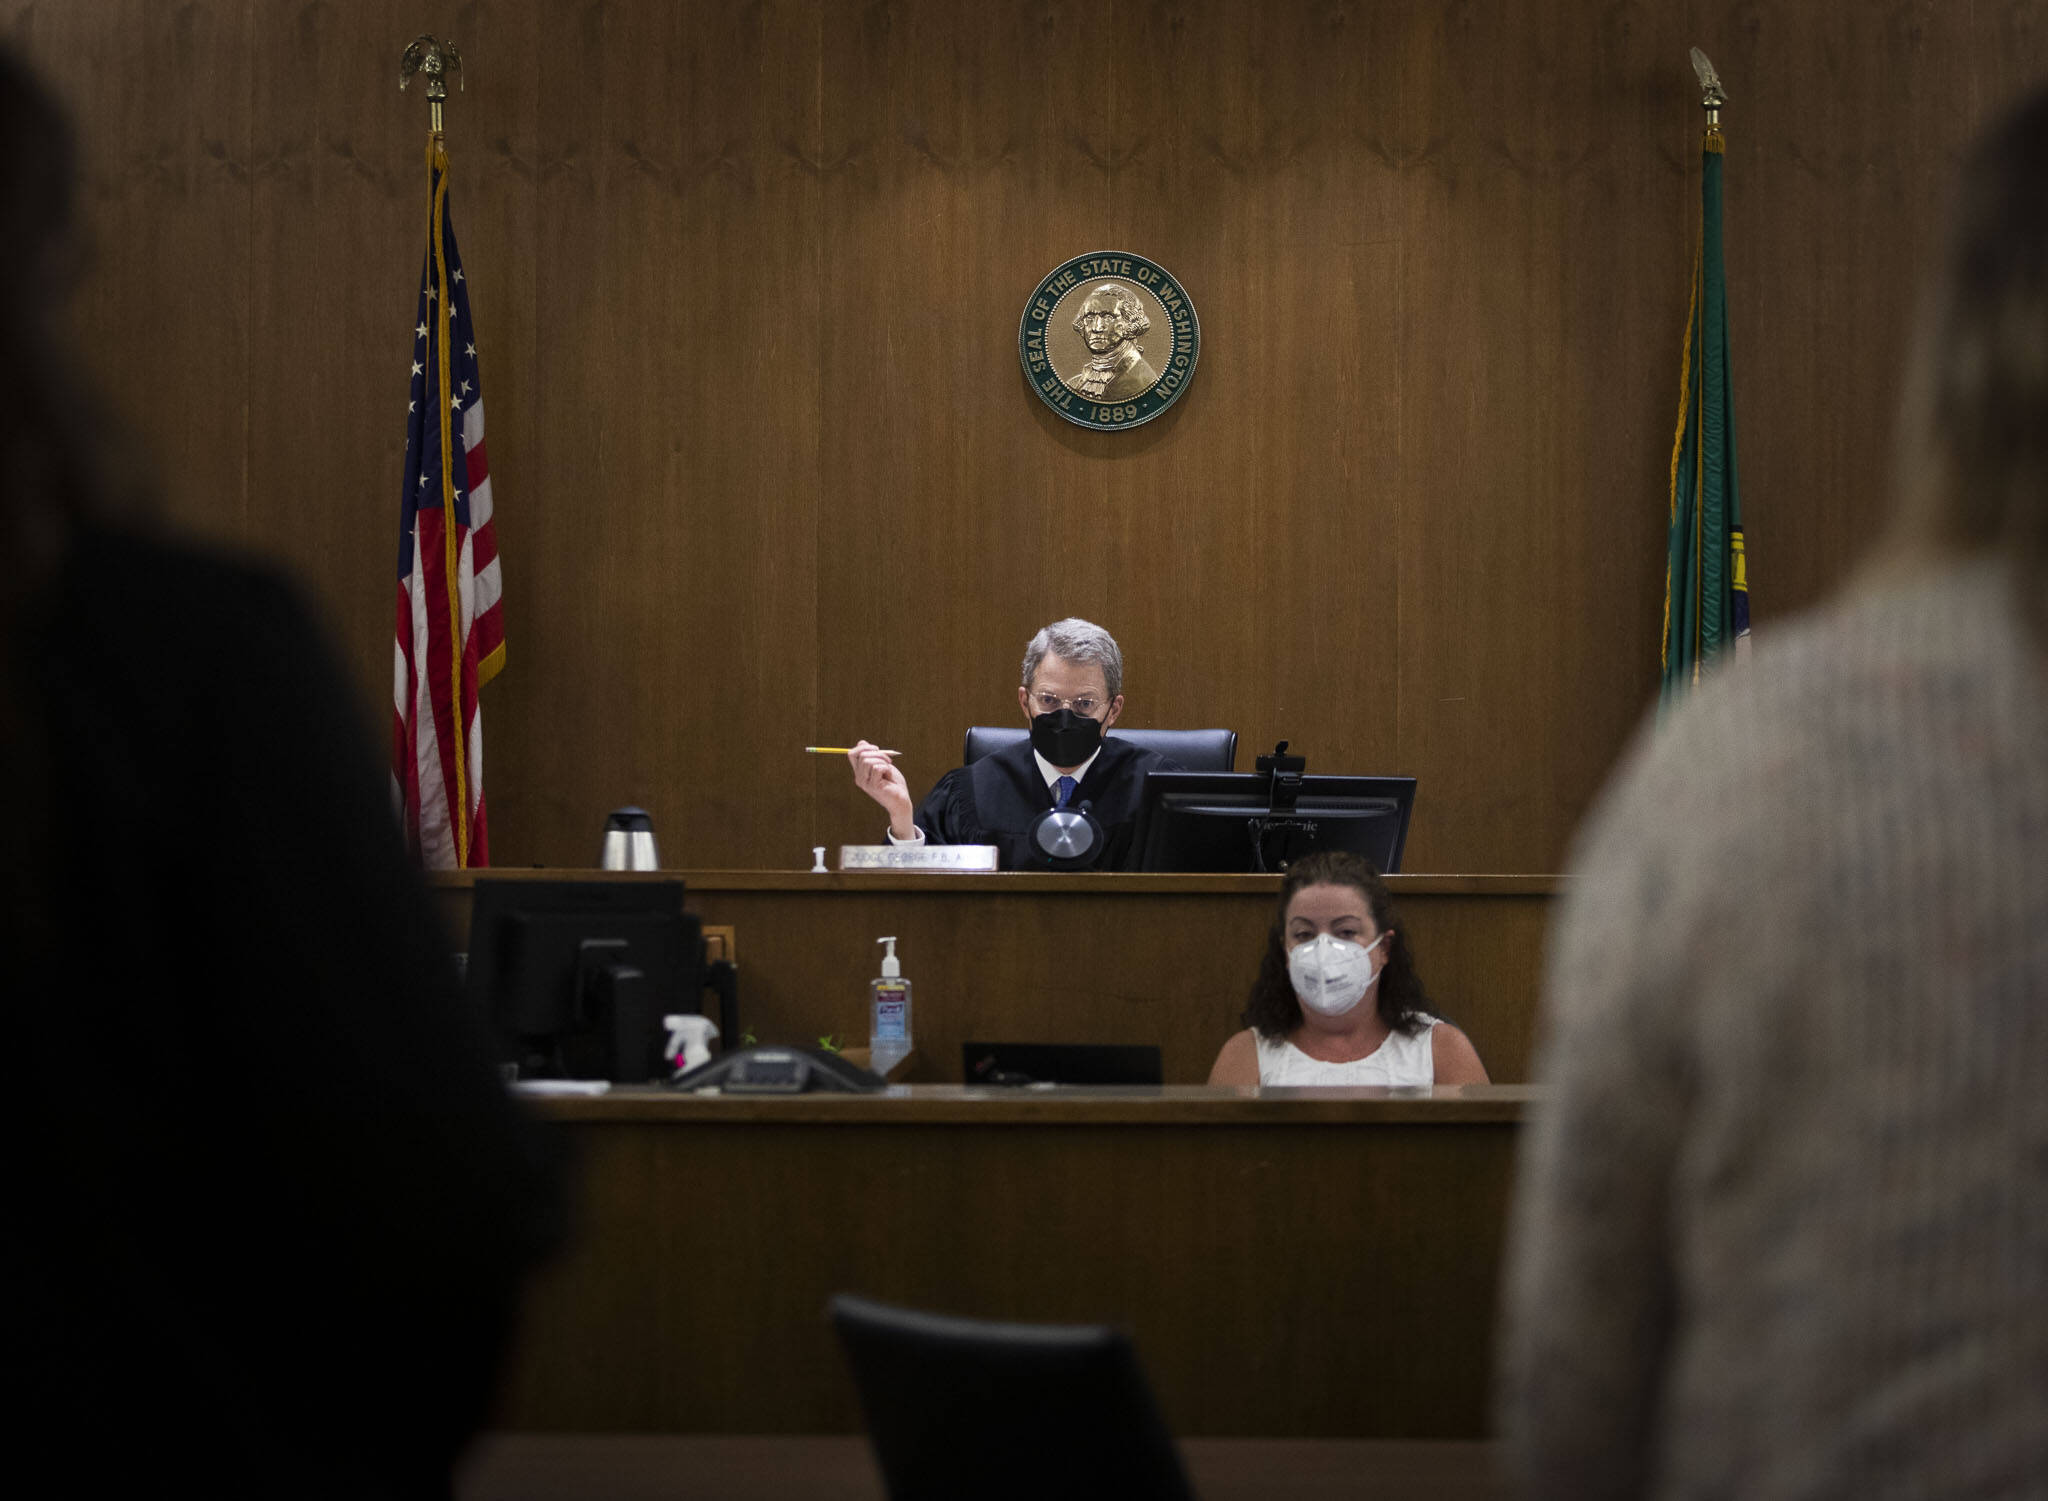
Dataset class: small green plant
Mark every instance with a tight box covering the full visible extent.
[740,1029,758,1048]
[816,1034,842,1053]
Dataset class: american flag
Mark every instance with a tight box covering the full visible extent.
[394,139,502,868]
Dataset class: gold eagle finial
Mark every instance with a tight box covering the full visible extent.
[399,35,463,135]
[1690,48,1727,111]
[1690,47,1727,135]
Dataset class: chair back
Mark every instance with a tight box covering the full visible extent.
[830,1293,1195,1501]
[962,726,1236,772]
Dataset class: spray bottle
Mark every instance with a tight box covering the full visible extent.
[869,936,913,1076]
[664,1014,720,1077]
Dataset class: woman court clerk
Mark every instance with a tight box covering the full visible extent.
[1208,851,1489,1087]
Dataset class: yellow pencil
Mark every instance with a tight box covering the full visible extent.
[806,746,902,757]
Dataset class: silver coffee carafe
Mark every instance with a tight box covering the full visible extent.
[599,806,661,871]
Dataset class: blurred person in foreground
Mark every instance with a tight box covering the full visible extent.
[1498,89,2048,1498]
[0,48,564,1498]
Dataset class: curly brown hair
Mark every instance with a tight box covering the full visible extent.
[1240,850,1434,1040]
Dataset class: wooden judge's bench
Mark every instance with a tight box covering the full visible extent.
[427,872,1556,1443]
[427,870,1558,1085]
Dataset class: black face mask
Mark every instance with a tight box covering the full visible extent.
[1030,708,1103,769]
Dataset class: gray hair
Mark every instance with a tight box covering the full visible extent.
[1020,617,1124,701]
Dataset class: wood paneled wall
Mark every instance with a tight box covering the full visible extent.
[12,3,2044,870]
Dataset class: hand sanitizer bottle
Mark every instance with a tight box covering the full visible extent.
[869,936,913,1077]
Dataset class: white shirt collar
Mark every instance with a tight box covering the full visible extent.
[1032,744,1102,790]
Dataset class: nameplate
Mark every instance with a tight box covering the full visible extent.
[838,845,1000,872]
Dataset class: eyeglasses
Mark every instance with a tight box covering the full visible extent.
[1030,691,1105,717]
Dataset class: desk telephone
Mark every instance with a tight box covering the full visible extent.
[672,1046,886,1095]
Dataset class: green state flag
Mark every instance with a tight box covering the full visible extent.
[1662,114,1751,705]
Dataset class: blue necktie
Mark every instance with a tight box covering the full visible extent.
[1054,775,1077,809]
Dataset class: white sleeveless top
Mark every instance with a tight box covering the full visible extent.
[1254,1016,1439,1086]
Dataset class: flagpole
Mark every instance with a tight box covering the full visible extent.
[398,34,474,863]
[1664,48,1743,708]
[1693,50,1753,666]
[1692,48,1724,685]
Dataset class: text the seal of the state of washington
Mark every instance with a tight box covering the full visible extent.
[1019,253,1200,431]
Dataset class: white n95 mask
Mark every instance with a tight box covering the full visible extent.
[1287,933,1384,1017]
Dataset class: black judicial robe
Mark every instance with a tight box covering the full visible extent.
[912,736,1178,871]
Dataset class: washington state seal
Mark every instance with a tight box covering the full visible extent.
[1018,252,1200,431]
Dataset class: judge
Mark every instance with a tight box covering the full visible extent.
[848,618,1177,870]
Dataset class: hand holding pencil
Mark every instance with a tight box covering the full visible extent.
[838,739,917,842]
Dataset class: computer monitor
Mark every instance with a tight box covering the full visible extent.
[466,879,701,1083]
[1129,771,1416,874]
